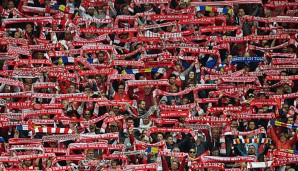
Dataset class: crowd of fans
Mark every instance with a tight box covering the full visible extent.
[0,0,298,170]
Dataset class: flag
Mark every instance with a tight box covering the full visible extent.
[275,121,282,127]
[217,8,224,13]
[53,4,66,12]
[285,149,298,154]
[87,58,98,64]
[145,146,159,153]
[58,56,75,64]
[122,68,164,74]
[198,6,206,11]
[17,125,29,131]
[0,137,4,142]
[228,9,232,15]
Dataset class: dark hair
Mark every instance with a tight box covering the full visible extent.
[126,117,134,121]
[187,80,195,86]
[171,160,180,168]
[280,70,288,75]
[211,147,219,153]
[165,134,173,139]
[169,74,176,78]
[137,100,145,105]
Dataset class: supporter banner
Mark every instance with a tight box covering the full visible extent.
[271,92,298,99]
[159,103,197,110]
[228,112,275,120]
[273,150,298,157]
[158,151,188,158]
[113,150,145,156]
[148,14,194,20]
[146,127,196,139]
[29,119,63,126]
[231,56,264,63]
[0,92,31,98]
[0,113,22,120]
[180,17,215,25]
[42,134,79,142]
[190,163,224,170]
[22,5,59,14]
[44,148,67,154]
[32,82,59,89]
[67,143,125,154]
[159,110,189,118]
[152,118,179,125]
[242,15,298,23]
[8,138,42,144]
[79,132,119,141]
[114,48,143,59]
[124,163,157,170]
[265,52,296,59]
[218,76,261,86]
[200,26,239,33]
[207,106,242,114]
[6,102,33,109]
[246,161,273,169]
[271,58,298,65]
[224,127,266,136]
[264,1,298,8]
[23,109,63,119]
[134,0,169,5]
[2,17,53,26]
[0,156,19,163]
[265,75,298,83]
[273,157,298,166]
[201,156,257,163]
[112,60,144,67]
[259,64,298,70]
[0,37,28,45]
[54,155,85,162]
[80,27,137,34]
[125,80,169,91]
[73,17,113,24]
[135,140,166,149]
[0,77,24,90]
[212,34,290,43]
[10,144,43,151]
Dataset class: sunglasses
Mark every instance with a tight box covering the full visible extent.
[189,151,195,153]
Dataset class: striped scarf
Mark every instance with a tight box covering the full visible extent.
[232,138,271,145]
[143,30,182,39]
[32,127,74,135]
[121,68,165,74]
[269,120,298,132]
[196,6,232,15]
[281,149,298,154]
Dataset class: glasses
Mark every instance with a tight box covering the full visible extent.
[189,151,195,153]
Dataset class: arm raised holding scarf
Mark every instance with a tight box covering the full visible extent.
[162,155,187,171]
[268,125,297,150]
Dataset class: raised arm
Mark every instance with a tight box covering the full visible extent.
[180,62,195,78]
